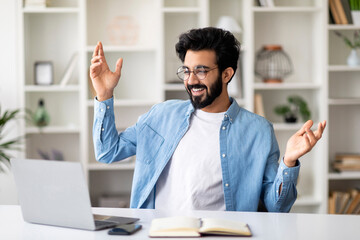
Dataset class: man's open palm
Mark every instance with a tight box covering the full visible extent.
[284,120,326,167]
[90,42,123,101]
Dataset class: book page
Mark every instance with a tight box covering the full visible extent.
[199,218,251,236]
[149,216,201,237]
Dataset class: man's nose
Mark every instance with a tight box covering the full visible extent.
[187,71,201,85]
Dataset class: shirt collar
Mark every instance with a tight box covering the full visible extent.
[225,97,241,124]
[185,97,240,123]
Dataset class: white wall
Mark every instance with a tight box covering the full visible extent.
[0,0,19,204]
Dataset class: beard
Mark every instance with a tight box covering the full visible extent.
[186,74,223,109]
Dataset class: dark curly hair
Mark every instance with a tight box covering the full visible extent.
[175,27,241,83]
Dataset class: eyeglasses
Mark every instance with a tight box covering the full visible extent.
[176,66,218,81]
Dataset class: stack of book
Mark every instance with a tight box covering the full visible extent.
[328,189,360,214]
[332,153,360,172]
[24,0,49,8]
[329,0,353,24]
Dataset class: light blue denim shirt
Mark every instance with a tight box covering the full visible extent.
[93,97,300,212]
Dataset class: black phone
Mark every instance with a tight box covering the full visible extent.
[108,224,142,235]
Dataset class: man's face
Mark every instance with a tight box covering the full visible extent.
[183,50,223,109]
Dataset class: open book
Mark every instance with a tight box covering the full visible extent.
[149,216,252,237]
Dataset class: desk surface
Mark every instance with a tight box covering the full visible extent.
[1,205,359,240]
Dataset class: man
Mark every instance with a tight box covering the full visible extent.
[90,27,326,212]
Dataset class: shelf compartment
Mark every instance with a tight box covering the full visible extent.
[254,12,322,87]
[26,133,79,162]
[87,51,161,103]
[25,92,80,127]
[328,30,360,66]
[254,89,320,124]
[23,13,79,85]
[87,0,159,47]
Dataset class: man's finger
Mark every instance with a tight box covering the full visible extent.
[99,42,104,56]
[115,58,123,76]
[305,128,317,146]
[297,120,313,135]
[93,42,99,57]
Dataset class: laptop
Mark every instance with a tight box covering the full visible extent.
[10,158,139,230]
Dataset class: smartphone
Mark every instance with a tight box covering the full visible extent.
[108,224,142,235]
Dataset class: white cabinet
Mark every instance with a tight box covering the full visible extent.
[327,21,360,209]
[18,0,350,213]
[18,0,83,166]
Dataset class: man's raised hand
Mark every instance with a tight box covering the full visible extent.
[90,42,123,101]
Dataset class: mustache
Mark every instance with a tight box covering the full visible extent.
[187,84,207,91]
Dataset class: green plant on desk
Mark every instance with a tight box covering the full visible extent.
[274,95,311,123]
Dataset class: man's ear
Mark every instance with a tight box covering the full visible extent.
[222,67,234,84]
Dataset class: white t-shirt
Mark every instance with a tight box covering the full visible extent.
[155,109,226,211]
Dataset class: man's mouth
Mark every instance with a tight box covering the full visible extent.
[188,85,207,96]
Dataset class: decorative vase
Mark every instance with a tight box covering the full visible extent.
[33,99,50,127]
[347,49,360,66]
[351,11,360,26]
[255,45,293,83]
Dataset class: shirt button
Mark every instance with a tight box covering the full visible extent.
[222,154,226,158]
[107,106,110,109]
[222,126,226,130]
[224,114,228,118]
[285,172,288,175]
[225,183,229,187]
[101,128,104,131]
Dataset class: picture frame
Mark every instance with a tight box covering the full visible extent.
[34,61,53,85]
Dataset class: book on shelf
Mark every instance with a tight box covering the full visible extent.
[59,53,78,87]
[24,0,48,8]
[332,153,360,172]
[148,216,252,238]
[340,0,353,24]
[329,189,360,214]
[329,0,342,24]
[334,0,348,24]
[254,93,266,118]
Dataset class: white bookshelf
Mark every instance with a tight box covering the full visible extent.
[18,0,357,213]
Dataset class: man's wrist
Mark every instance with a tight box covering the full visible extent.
[97,93,113,102]
[283,156,297,167]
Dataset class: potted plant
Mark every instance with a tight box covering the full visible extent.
[350,0,360,25]
[334,30,360,66]
[0,106,22,172]
[274,95,311,123]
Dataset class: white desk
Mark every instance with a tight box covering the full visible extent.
[1,205,359,240]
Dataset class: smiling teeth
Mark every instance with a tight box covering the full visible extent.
[192,88,203,92]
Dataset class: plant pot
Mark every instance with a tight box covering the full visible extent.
[284,115,297,123]
[351,11,360,26]
[347,49,360,66]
